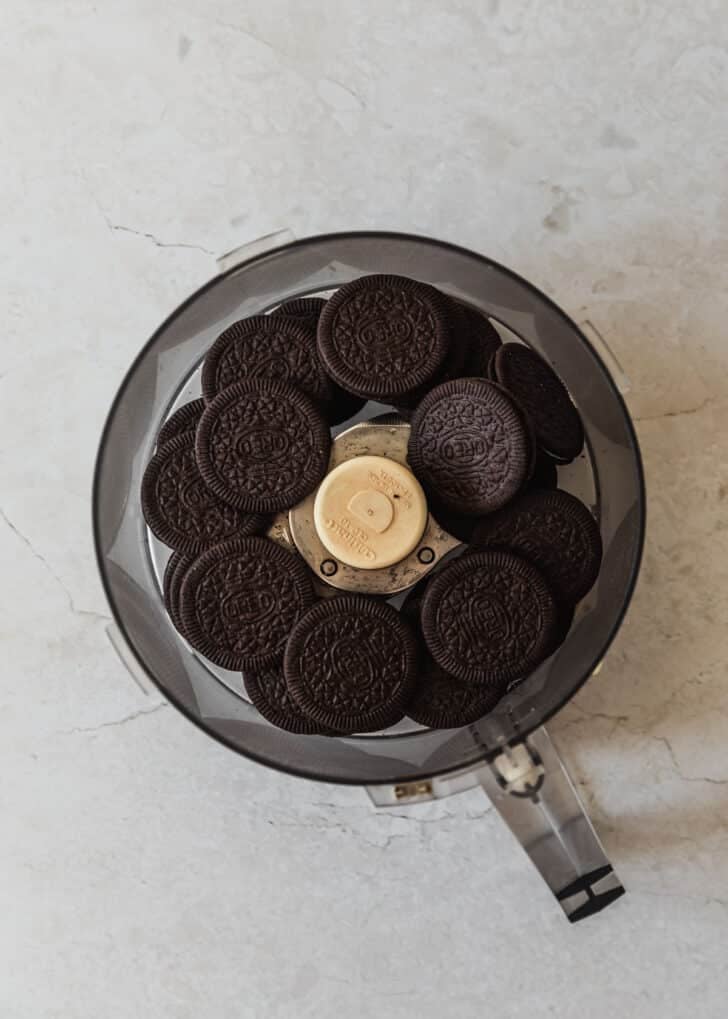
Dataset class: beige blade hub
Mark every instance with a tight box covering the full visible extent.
[282,417,462,596]
[313,455,428,569]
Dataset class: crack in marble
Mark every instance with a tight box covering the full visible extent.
[323,76,366,109]
[267,816,364,843]
[649,669,713,720]
[105,220,214,256]
[58,702,168,736]
[651,734,728,786]
[311,801,493,824]
[634,397,714,422]
[215,19,276,51]
[378,833,412,851]
[386,808,493,823]
[0,508,110,624]
[568,705,632,726]
[266,804,493,851]
[561,706,728,786]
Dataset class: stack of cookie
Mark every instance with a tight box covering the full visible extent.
[142,275,601,734]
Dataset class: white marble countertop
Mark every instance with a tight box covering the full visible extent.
[3,2,728,1016]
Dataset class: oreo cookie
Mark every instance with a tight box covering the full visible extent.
[157,398,206,447]
[421,548,556,685]
[141,433,267,554]
[401,582,507,728]
[285,595,417,732]
[406,657,507,729]
[394,293,470,416]
[401,578,509,729]
[543,601,575,659]
[408,378,531,516]
[195,378,331,513]
[471,489,602,604]
[527,451,559,491]
[201,315,332,406]
[163,551,192,635]
[163,551,181,609]
[493,343,584,462]
[428,498,479,544]
[168,554,194,631]
[317,275,451,401]
[399,578,428,630]
[487,378,538,482]
[271,297,327,329]
[271,299,365,425]
[506,602,576,693]
[461,306,502,377]
[244,664,332,735]
[180,536,315,671]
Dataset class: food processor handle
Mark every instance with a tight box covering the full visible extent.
[368,725,624,922]
[476,726,624,921]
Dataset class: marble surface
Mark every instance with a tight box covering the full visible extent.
[2,1,728,1016]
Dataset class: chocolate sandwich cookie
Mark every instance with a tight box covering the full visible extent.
[180,536,315,672]
[401,580,507,728]
[157,398,206,447]
[201,315,332,406]
[394,293,470,417]
[195,378,331,513]
[317,275,451,401]
[408,378,531,516]
[406,656,507,729]
[421,548,556,685]
[493,343,584,462]
[507,601,576,692]
[168,552,197,637]
[486,378,538,482]
[285,595,418,733]
[244,664,332,735]
[471,488,602,604]
[271,297,327,330]
[399,579,428,630]
[270,299,366,425]
[461,306,502,378]
[527,451,559,491]
[442,300,472,380]
[141,433,267,554]
[427,498,480,543]
[163,551,193,635]
[543,602,575,659]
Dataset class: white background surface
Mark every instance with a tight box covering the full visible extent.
[2,2,728,1016]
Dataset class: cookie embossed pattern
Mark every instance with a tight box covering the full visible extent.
[317,275,451,399]
[408,378,532,515]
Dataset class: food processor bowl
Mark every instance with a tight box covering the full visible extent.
[93,232,644,920]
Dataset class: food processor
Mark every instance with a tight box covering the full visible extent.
[93,231,645,921]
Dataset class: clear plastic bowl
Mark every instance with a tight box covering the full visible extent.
[93,232,645,785]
